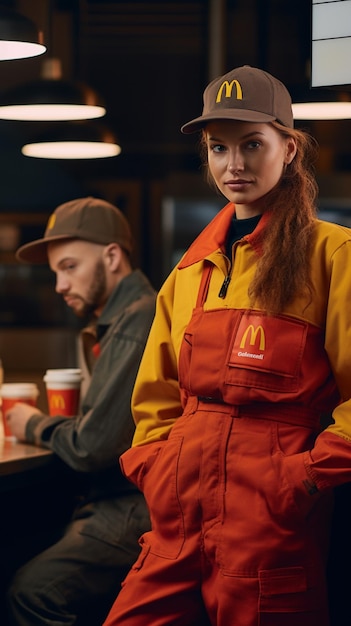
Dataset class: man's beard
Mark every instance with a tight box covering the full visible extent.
[70,259,107,318]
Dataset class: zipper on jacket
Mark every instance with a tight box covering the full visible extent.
[218,274,231,298]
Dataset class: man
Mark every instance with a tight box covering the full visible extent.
[5,196,156,626]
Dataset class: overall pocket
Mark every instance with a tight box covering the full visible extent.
[141,434,185,559]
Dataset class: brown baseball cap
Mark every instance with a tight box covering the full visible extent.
[181,65,293,133]
[16,196,133,264]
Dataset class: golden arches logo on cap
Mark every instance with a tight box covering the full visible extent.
[181,65,294,133]
[47,214,56,231]
[216,79,243,103]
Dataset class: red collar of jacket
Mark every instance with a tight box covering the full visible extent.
[178,202,271,269]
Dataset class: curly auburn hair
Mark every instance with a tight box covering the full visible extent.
[201,122,319,315]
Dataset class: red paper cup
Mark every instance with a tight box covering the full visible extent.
[43,369,82,417]
[1,383,39,438]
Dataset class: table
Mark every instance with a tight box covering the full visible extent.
[0,438,54,475]
[0,437,69,494]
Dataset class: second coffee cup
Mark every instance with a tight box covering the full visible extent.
[1,382,39,438]
[43,369,82,417]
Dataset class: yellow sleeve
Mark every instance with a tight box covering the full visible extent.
[131,267,183,446]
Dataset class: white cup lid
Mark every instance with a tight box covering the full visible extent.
[43,368,83,383]
[1,383,39,398]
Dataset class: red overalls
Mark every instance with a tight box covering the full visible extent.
[103,265,336,626]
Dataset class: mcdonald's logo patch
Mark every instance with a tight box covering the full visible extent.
[229,312,308,377]
[239,324,265,351]
[216,79,243,103]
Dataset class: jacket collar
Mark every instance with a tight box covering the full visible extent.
[96,270,151,339]
[178,202,271,268]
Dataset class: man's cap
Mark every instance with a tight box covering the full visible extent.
[181,65,293,133]
[16,196,133,264]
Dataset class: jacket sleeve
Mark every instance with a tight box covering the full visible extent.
[131,268,185,447]
[294,238,351,492]
[25,294,156,472]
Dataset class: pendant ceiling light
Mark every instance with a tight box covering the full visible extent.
[292,89,351,121]
[21,120,121,159]
[293,101,351,120]
[0,57,106,121]
[0,5,46,60]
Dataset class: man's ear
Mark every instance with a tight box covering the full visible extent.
[103,243,122,272]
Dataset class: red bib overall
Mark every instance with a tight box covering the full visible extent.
[104,265,334,626]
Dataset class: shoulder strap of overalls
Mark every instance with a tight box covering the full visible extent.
[196,261,213,307]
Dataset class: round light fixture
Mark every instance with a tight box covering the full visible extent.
[292,86,351,120]
[0,6,46,60]
[0,58,106,121]
[293,101,351,120]
[21,121,121,159]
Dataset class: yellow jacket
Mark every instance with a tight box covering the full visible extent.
[130,202,351,490]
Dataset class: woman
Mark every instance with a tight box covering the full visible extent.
[103,65,351,626]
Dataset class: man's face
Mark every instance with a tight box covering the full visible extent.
[47,239,108,317]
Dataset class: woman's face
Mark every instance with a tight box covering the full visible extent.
[205,120,297,218]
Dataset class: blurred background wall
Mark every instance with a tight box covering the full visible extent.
[0,0,350,396]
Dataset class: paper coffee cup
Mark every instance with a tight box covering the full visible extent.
[43,369,82,417]
[1,383,39,438]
